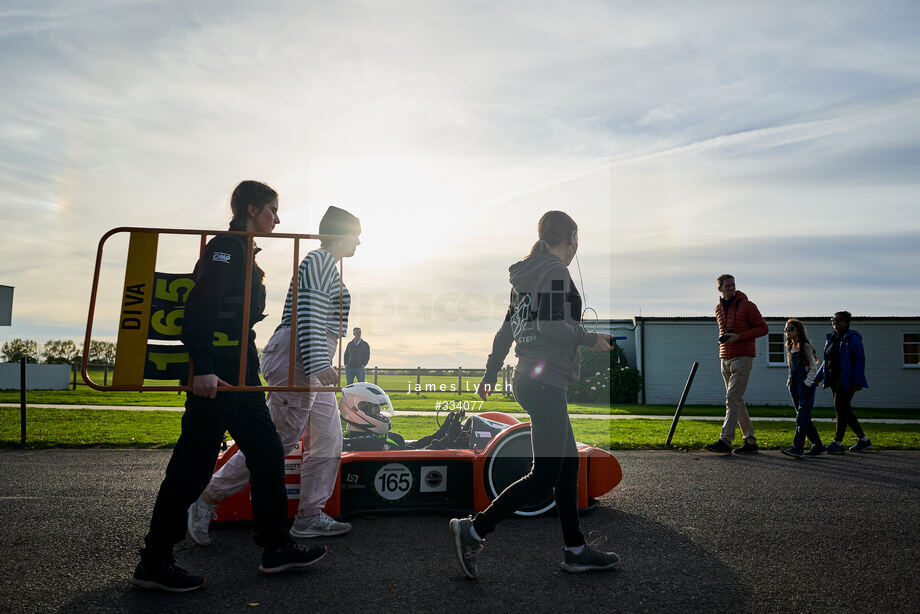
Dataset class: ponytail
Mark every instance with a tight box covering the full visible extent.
[528,238,550,256]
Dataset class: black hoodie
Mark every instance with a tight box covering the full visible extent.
[180,231,267,382]
[483,252,598,390]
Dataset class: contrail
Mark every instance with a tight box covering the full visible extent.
[471,96,920,212]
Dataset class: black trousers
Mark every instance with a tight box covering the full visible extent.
[143,365,289,559]
[473,377,585,548]
[833,387,865,441]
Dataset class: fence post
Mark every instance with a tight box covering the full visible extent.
[374,366,378,385]
[416,367,421,396]
[103,365,108,386]
[20,358,27,446]
[72,364,77,390]
[458,367,462,396]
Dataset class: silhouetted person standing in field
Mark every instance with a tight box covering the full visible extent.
[706,274,768,455]
[344,327,369,384]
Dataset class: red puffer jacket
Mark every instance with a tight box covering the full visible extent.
[715,291,769,359]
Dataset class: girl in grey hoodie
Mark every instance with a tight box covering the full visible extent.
[449,210,619,578]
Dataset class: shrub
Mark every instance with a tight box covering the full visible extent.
[42,340,80,364]
[1,339,39,363]
[567,342,641,404]
[88,341,116,366]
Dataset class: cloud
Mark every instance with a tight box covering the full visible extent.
[611,232,920,318]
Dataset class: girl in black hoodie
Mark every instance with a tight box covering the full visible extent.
[449,210,619,578]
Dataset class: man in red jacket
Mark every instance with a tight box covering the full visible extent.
[705,274,769,455]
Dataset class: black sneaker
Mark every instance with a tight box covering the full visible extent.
[849,438,873,452]
[805,444,827,456]
[449,517,484,579]
[826,441,846,454]
[259,542,327,574]
[704,440,732,454]
[129,558,205,592]
[561,545,619,573]
[733,442,759,455]
[781,447,804,459]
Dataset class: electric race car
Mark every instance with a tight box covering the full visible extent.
[212,383,622,521]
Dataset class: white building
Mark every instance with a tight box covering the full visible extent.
[603,317,920,409]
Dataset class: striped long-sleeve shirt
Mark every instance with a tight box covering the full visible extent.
[277,249,350,376]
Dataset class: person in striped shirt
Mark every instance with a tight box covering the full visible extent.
[187,206,361,543]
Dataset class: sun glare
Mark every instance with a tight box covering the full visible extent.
[314,157,460,270]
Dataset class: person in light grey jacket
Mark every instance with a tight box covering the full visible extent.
[448,210,618,579]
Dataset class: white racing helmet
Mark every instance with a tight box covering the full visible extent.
[339,382,395,435]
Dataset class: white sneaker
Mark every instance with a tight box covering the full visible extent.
[186,498,218,546]
[290,512,352,538]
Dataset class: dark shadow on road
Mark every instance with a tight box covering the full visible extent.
[53,506,748,613]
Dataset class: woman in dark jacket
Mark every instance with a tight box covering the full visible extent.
[814,311,871,453]
[448,211,618,579]
[131,181,324,592]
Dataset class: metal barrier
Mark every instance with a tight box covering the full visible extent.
[82,227,347,393]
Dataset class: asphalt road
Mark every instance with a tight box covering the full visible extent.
[1,448,918,613]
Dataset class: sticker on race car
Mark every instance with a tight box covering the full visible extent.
[374,463,413,501]
[420,466,447,493]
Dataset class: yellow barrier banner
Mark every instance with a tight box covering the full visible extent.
[112,232,158,386]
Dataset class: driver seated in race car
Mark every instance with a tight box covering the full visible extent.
[339,383,475,451]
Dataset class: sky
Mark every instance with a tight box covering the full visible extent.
[1,0,919,368]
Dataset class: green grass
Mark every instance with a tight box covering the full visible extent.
[3,407,919,450]
[604,419,920,450]
[5,367,917,420]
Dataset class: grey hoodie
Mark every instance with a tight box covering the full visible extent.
[483,251,598,390]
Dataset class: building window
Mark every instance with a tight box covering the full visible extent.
[905,333,920,368]
[767,332,786,366]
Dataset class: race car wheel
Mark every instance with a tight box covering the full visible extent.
[484,425,556,517]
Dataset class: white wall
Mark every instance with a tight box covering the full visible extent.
[0,363,71,390]
[639,319,920,409]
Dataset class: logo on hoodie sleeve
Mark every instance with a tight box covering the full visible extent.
[511,293,536,342]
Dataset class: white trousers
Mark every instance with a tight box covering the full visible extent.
[204,326,343,517]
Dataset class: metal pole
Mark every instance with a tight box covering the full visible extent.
[72,364,77,390]
[374,366,378,385]
[457,367,462,396]
[416,367,421,396]
[20,358,26,446]
[666,361,699,447]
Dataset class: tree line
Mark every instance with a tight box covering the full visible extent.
[1,339,116,366]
